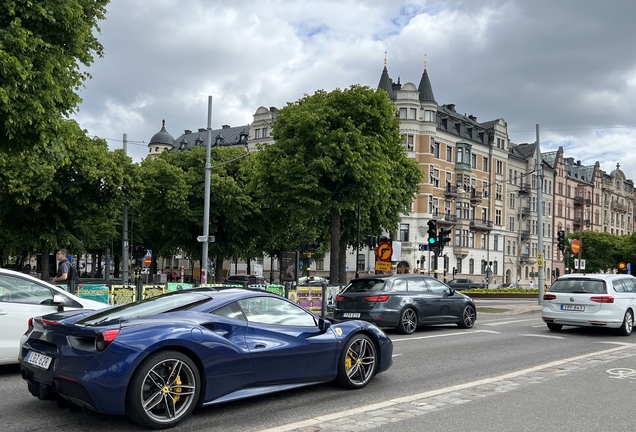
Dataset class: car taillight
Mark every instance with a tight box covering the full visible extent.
[543,293,556,300]
[365,295,390,302]
[26,317,34,333]
[336,295,344,302]
[41,319,58,326]
[590,296,614,303]
[95,329,120,352]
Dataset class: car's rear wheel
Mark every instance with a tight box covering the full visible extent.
[396,308,417,334]
[335,334,377,389]
[546,323,563,332]
[618,310,633,336]
[457,305,476,329]
[126,350,200,429]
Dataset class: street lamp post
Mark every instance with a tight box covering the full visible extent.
[201,96,213,285]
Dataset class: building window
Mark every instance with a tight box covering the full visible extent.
[496,160,504,175]
[509,193,516,209]
[315,259,324,270]
[399,108,407,119]
[454,229,460,246]
[493,235,499,251]
[424,110,435,122]
[471,153,477,169]
[457,258,463,274]
[254,128,261,139]
[496,184,503,201]
[509,217,515,232]
[430,167,440,187]
[409,108,417,119]
[481,233,487,249]
[493,261,498,275]
[263,126,269,137]
[495,209,502,226]
[446,146,453,162]
[469,231,475,248]
[483,157,488,172]
[431,142,440,158]
[469,259,475,274]
[399,224,409,242]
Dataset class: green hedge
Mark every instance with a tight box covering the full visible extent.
[461,288,540,295]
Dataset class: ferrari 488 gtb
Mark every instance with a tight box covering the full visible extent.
[19,288,392,429]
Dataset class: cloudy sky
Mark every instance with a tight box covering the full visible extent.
[73,0,636,180]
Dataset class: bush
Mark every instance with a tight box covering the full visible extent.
[461,288,540,295]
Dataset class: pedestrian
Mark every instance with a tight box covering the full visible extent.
[530,279,534,289]
[52,249,71,283]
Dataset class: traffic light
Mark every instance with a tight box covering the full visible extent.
[557,230,565,252]
[438,228,451,252]
[365,236,377,248]
[307,242,320,252]
[427,220,437,247]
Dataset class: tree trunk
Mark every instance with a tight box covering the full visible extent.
[329,208,341,284]
[338,242,347,285]
[41,245,50,281]
[215,257,224,282]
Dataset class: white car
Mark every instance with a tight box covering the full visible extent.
[542,273,636,335]
[0,268,108,365]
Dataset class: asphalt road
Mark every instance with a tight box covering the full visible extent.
[2,303,634,431]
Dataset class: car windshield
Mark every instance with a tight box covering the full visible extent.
[76,292,212,326]
[342,279,386,293]
[549,279,606,294]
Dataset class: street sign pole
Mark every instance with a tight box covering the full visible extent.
[201,96,213,285]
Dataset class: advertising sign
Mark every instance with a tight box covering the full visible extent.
[76,284,109,304]
[167,283,193,292]
[296,286,323,315]
[111,285,136,305]
[142,285,165,300]
[281,251,298,282]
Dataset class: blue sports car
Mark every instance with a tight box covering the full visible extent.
[19,288,392,429]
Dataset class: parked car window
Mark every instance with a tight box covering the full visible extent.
[238,297,316,327]
[427,279,452,295]
[407,277,430,293]
[211,302,247,321]
[622,278,636,293]
[0,274,54,305]
[612,280,627,293]
[391,279,407,292]
[342,279,386,293]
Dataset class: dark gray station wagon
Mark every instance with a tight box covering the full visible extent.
[334,274,477,334]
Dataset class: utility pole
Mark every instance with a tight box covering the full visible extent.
[536,124,545,305]
[201,96,213,285]
[355,203,360,279]
[122,133,129,284]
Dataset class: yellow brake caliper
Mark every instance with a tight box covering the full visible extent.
[345,350,353,371]
[165,365,182,403]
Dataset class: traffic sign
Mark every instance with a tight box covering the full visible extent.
[375,242,393,262]
[618,261,627,271]
[144,257,151,266]
[197,236,216,242]
[375,261,392,272]
[571,239,580,254]
[536,252,544,268]
[145,249,152,258]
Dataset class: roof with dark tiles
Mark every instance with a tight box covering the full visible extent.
[172,125,250,151]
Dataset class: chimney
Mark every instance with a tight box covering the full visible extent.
[577,160,581,165]
[446,104,456,112]
[198,128,206,132]
[269,107,277,113]
[222,125,230,129]
[468,115,477,122]
[184,129,192,134]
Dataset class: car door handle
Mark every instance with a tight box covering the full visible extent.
[253,343,267,349]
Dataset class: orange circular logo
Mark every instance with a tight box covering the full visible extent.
[618,262,627,270]
[571,239,580,254]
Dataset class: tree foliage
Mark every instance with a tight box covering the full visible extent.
[251,85,421,283]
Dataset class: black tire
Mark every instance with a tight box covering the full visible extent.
[457,305,476,329]
[396,308,417,334]
[618,310,633,336]
[126,351,200,429]
[547,323,563,332]
[335,334,377,389]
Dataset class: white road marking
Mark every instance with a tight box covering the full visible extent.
[518,333,565,339]
[392,353,403,358]
[260,344,636,432]
[482,318,540,326]
[391,329,499,343]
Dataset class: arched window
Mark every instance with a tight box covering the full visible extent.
[469,258,474,274]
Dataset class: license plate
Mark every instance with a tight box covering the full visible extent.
[343,313,360,318]
[561,304,585,311]
[27,351,52,370]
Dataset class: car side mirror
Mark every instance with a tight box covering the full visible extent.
[318,317,331,332]
[52,294,66,312]
[448,288,455,296]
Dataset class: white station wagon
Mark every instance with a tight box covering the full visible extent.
[542,273,636,335]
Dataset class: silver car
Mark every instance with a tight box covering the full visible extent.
[542,273,636,335]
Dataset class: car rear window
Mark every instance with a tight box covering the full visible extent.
[342,279,386,293]
[549,279,606,294]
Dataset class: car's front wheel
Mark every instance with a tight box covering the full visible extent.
[618,310,633,336]
[457,305,476,328]
[126,351,200,429]
[396,308,417,334]
[335,334,377,389]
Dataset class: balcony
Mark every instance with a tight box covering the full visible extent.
[432,212,457,225]
[455,162,471,172]
[572,219,591,229]
[469,190,483,205]
[573,197,591,207]
[520,207,531,218]
[470,218,493,231]
[453,245,470,258]
[520,230,531,240]
[612,201,628,212]
[518,183,532,194]
[444,185,461,198]
[520,254,536,264]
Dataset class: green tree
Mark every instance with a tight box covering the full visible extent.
[251,85,421,284]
